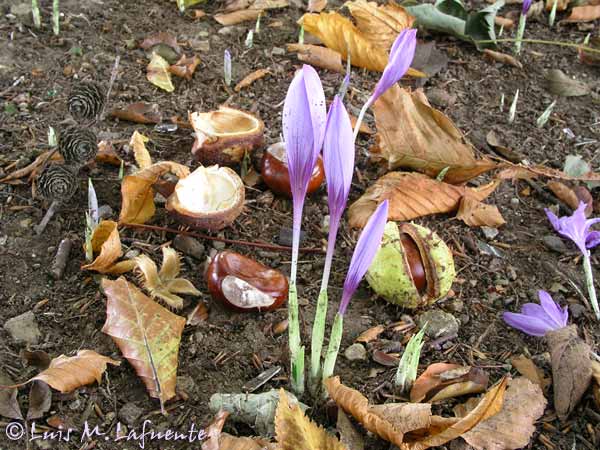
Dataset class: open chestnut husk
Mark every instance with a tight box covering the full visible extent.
[366,222,455,308]
[166,165,244,231]
[206,251,288,312]
[261,142,324,197]
[190,107,265,166]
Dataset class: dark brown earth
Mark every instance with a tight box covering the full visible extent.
[1,0,600,449]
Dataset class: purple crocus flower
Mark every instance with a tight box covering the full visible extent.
[522,0,533,15]
[503,290,568,337]
[370,29,418,104]
[545,202,600,255]
[338,200,389,315]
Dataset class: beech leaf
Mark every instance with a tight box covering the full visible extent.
[110,102,163,125]
[348,172,500,228]
[510,355,550,392]
[102,277,186,411]
[563,5,600,22]
[131,131,152,169]
[169,55,201,81]
[275,388,346,450]
[371,85,496,183]
[27,381,52,420]
[411,363,488,403]
[456,196,506,228]
[287,44,344,72]
[81,220,136,274]
[0,370,23,420]
[147,52,175,93]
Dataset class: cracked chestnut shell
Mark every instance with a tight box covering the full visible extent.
[261,142,324,197]
[190,107,265,166]
[166,165,244,231]
[206,251,288,312]
[366,222,455,308]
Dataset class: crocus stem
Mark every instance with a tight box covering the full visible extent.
[288,203,304,393]
[549,0,558,26]
[353,97,373,142]
[582,253,600,320]
[322,312,344,383]
[291,347,305,395]
[52,0,59,35]
[31,0,41,29]
[514,14,527,55]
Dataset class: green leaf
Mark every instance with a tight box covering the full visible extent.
[405,4,467,40]
[4,102,18,115]
[465,0,505,50]
[436,0,468,20]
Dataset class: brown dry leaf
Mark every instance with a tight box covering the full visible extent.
[497,164,600,182]
[147,52,175,93]
[411,364,488,403]
[457,377,546,450]
[563,5,600,21]
[134,247,201,309]
[187,302,209,325]
[0,151,53,183]
[579,37,600,66]
[547,181,579,210]
[119,161,190,224]
[337,408,364,450]
[220,434,279,450]
[27,381,52,420]
[130,131,152,169]
[356,325,385,343]
[224,0,289,11]
[0,370,23,420]
[102,277,186,411]
[511,355,550,392]
[348,172,500,228]
[546,325,592,421]
[234,68,272,92]
[110,102,163,124]
[544,0,569,11]
[308,0,327,12]
[299,13,422,76]
[96,141,123,166]
[456,196,506,228]
[140,32,182,54]
[30,350,120,393]
[344,0,415,49]
[494,16,514,29]
[483,49,523,69]
[81,220,136,274]
[215,9,262,25]
[371,85,496,183]
[592,360,600,386]
[275,388,345,449]
[287,44,344,72]
[202,410,229,450]
[325,376,432,447]
[169,55,201,81]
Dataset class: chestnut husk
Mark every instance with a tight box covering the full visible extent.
[190,107,265,166]
[206,251,288,312]
[366,221,455,308]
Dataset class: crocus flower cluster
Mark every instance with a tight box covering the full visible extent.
[515,0,533,55]
[503,290,568,336]
[545,202,600,319]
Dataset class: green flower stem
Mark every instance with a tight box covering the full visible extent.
[288,282,301,367]
[52,0,59,36]
[549,0,558,27]
[291,347,305,395]
[31,0,41,29]
[474,38,600,55]
[515,14,526,55]
[322,312,344,383]
[583,253,600,321]
[288,206,304,394]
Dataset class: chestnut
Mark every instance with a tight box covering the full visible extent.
[206,251,288,312]
[166,165,245,231]
[261,142,324,197]
[400,234,426,294]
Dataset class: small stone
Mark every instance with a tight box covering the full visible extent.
[278,227,305,247]
[4,311,41,344]
[344,343,367,361]
[510,198,520,207]
[418,309,460,339]
[569,303,586,319]
[177,375,197,396]
[173,235,205,260]
[118,402,144,426]
[542,235,568,254]
[446,299,464,313]
[426,88,456,108]
[190,39,210,52]
[481,226,499,240]
[124,249,140,259]
[271,47,286,56]
[98,204,114,220]
[321,215,330,233]
[19,218,32,228]
[218,26,243,35]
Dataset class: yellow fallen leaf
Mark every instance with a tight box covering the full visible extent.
[130,131,152,169]
[81,220,135,274]
[147,52,175,92]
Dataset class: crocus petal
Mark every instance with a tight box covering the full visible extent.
[587,231,600,249]
[323,95,354,222]
[545,208,561,233]
[520,303,560,330]
[370,29,417,103]
[522,0,533,15]
[338,200,389,315]
[538,290,568,328]
[503,312,554,337]
[545,203,591,255]
[282,65,327,204]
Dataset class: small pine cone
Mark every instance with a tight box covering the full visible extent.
[59,126,98,166]
[36,164,78,202]
[68,82,105,121]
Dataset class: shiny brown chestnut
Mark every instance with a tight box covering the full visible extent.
[261,142,324,197]
[400,234,426,294]
[206,251,288,312]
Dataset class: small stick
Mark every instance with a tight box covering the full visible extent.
[50,238,73,279]
[35,200,59,236]
[99,55,120,122]
[121,222,325,254]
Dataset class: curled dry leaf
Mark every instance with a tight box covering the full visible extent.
[371,85,496,183]
[510,355,550,391]
[563,5,600,22]
[348,172,500,228]
[574,186,593,215]
[0,370,23,420]
[497,163,600,182]
[494,16,514,29]
[234,68,272,92]
[456,196,506,228]
[187,302,209,325]
[544,0,569,11]
[202,410,229,450]
[96,140,123,167]
[81,220,136,274]
[456,377,546,450]
[169,55,201,81]
[308,0,327,12]
[147,53,175,93]
[119,161,190,224]
[592,360,600,386]
[356,324,385,343]
[546,325,592,421]
[287,44,344,72]
[224,0,289,11]
[411,363,489,403]
[275,388,346,450]
[30,350,120,393]
[547,181,579,211]
[545,69,590,97]
[337,408,365,450]
[27,381,52,420]
[102,277,186,411]
[140,32,182,54]
[110,103,163,124]
[134,246,201,309]
[130,131,152,169]
[0,150,53,183]
[483,49,523,69]
[215,9,262,25]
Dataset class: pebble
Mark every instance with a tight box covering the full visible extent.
[344,343,367,361]
[446,299,464,313]
[481,226,499,240]
[426,88,456,108]
[542,235,568,254]
[278,227,305,247]
[218,26,244,35]
[118,402,144,426]
[321,215,330,234]
[98,205,114,220]
[190,39,210,52]
[418,309,460,339]
[173,235,205,260]
[177,375,197,396]
[271,47,286,56]
[569,303,586,319]
[4,311,41,344]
